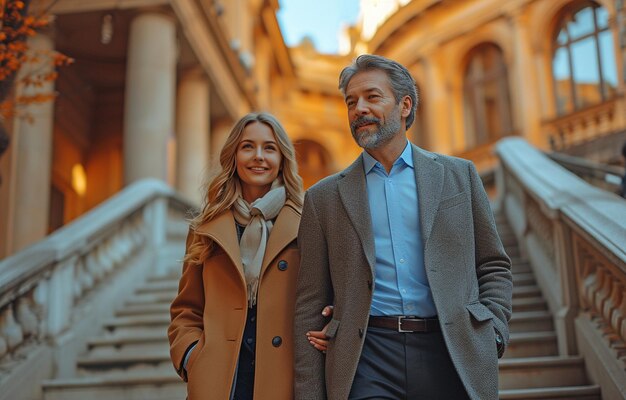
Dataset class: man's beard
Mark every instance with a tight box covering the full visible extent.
[350,107,402,149]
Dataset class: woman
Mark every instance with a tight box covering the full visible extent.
[168,112,327,400]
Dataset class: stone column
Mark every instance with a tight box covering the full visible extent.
[509,9,543,147]
[421,52,454,154]
[210,118,233,169]
[10,34,55,252]
[124,13,176,184]
[176,69,210,205]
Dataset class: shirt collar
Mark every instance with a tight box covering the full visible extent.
[363,140,413,174]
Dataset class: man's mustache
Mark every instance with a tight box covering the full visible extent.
[351,117,380,132]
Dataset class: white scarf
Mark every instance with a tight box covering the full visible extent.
[233,183,286,307]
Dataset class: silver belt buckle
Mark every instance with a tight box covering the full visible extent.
[397,316,412,332]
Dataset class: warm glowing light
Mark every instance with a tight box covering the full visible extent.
[338,24,352,55]
[71,164,87,196]
[359,0,407,40]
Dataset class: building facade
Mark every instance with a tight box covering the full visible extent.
[1,0,625,259]
[0,0,294,257]
[277,0,626,174]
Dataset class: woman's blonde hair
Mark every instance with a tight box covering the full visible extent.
[184,112,303,264]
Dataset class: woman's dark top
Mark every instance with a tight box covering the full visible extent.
[233,222,256,400]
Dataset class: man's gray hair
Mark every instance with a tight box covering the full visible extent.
[338,54,419,130]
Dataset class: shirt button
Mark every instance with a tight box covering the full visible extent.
[402,289,407,294]
[399,258,405,264]
[246,338,253,345]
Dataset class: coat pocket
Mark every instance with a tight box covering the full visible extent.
[186,334,204,374]
[325,319,341,338]
[466,301,494,322]
[439,191,468,211]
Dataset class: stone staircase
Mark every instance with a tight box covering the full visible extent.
[494,212,602,400]
[41,271,186,400]
[40,213,604,399]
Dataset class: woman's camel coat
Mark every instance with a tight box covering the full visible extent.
[169,200,301,400]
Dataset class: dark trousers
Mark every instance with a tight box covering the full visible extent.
[349,327,470,400]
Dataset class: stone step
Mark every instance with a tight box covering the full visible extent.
[503,245,519,255]
[146,273,181,283]
[125,293,175,306]
[497,226,513,235]
[498,235,515,244]
[117,303,171,317]
[76,350,172,373]
[499,385,601,399]
[89,342,172,358]
[135,281,179,294]
[133,289,178,299]
[500,239,515,247]
[499,232,517,243]
[511,261,531,273]
[502,245,518,254]
[509,311,554,333]
[103,315,169,337]
[513,285,542,299]
[88,331,168,350]
[104,315,170,330]
[512,297,548,313]
[504,331,558,358]
[496,221,513,229]
[499,356,589,390]
[512,272,536,286]
[42,372,184,400]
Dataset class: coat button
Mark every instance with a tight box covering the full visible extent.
[272,336,282,347]
[277,260,288,271]
[358,328,364,338]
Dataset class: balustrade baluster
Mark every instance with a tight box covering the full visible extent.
[16,295,39,338]
[0,307,24,351]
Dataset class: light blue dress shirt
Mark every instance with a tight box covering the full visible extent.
[363,141,437,317]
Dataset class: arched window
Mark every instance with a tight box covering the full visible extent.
[552,1,618,115]
[463,43,513,148]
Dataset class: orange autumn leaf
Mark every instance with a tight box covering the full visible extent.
[1,0,71,124]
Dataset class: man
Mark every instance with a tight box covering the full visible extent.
[294,54,513,400]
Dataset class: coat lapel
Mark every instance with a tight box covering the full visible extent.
[337,155,376,273]
[260,200,301,276]
[412,144,444,243]
[195,210,244,280]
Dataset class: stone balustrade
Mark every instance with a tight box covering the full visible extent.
[547,97,625,153]
[0,179,193,399]
[496,137,626,400]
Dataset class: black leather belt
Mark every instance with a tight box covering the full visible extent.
[368,316,440,333]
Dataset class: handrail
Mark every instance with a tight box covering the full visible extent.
[0,179,191,290]
[546,151,624,193]
[495,137,626,399]
[0,178,195,364]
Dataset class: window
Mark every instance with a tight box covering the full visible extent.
[552,2,618,115]
[463,43,513,148]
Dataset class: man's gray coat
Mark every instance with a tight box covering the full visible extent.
[294,143,513,400]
